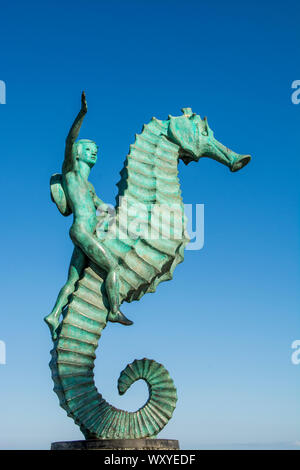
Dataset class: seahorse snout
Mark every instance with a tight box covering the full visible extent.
[230,154,251,172]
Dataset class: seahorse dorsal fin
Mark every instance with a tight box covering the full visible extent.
[181,107,193,116]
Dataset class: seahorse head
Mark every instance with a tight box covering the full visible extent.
[167,108,251,171]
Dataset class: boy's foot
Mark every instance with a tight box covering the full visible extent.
[108,310,133,326]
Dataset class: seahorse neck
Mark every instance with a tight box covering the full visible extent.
[115,117,183,208]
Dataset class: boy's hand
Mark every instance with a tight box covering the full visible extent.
[81,91,87,114]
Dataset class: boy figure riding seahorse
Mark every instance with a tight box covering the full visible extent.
[45,92,132,340]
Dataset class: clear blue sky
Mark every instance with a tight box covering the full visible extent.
[0,0,299,450]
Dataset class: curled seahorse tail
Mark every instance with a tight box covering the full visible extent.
[51,351,177,439]
[116,358,178,437]
[50,265,177,439]
[83,358,177,440]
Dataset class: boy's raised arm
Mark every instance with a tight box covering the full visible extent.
[63,92,88,171]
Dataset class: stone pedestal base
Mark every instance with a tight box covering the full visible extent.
[51,439,179,450]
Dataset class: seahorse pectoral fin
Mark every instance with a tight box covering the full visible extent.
[44,312,60,341]
[50,173,72,216]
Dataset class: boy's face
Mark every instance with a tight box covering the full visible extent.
[76,140,98,167]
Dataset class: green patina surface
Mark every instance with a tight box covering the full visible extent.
[45,93,250,440]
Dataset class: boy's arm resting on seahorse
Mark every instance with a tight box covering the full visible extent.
[88,182,111,214]
[63,91,88,172]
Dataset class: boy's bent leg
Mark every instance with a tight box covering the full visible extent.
[70,225,133,326]
[44,247,87,340]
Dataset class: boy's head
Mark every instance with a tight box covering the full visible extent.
[73,139,98,167]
